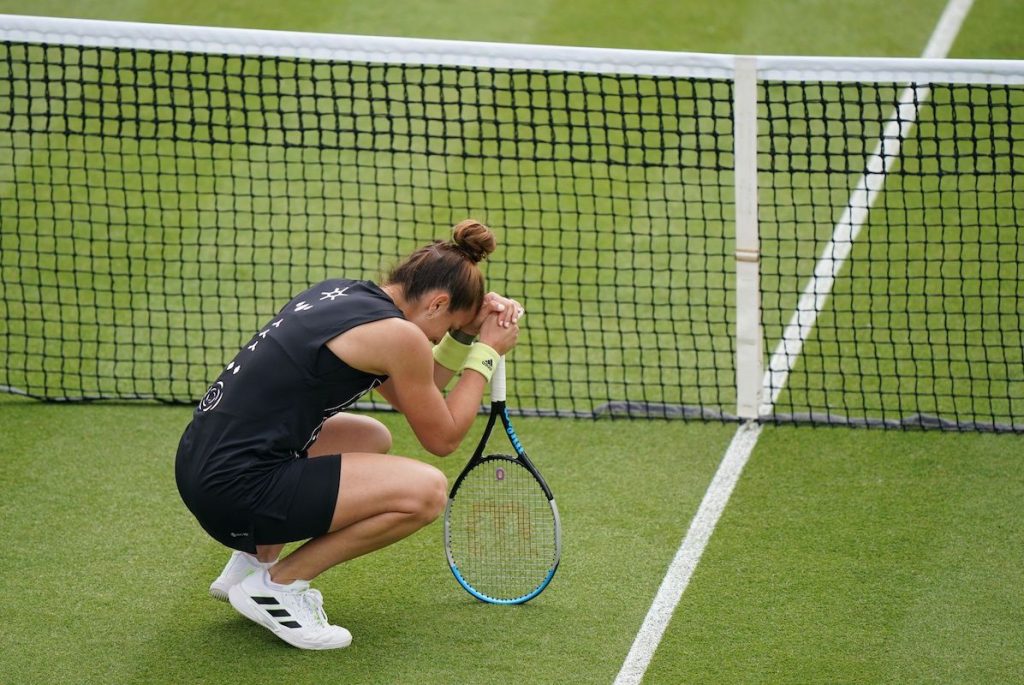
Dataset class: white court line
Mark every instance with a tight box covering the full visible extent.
[613,421,763,685]
[613,2,973,682]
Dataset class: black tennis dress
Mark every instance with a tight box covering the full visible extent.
[175,279,404,553]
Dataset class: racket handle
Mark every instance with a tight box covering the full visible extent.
[491,355,507,402]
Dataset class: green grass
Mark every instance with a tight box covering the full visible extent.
[0,397,736,684]
[647,427,1024,683]
[2,400,1021,683]
[0,0,957,55]
[2,2,1024,683]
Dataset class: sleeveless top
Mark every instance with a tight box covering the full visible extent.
[176,278,404,517]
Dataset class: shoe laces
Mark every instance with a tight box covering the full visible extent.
[298,588,330,630]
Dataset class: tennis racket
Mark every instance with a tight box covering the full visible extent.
[444,356,562,604]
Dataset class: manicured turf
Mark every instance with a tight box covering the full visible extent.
[1,2,1022,683]
[647,427,1024,683]
[0,397,736,683]
[2,400,1020,683]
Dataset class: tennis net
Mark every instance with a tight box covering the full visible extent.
[1,15,1021,431]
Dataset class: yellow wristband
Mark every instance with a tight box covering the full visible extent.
[432,332,473,372]
[462,342,500,382]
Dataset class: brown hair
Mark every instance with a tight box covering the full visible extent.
[385,219,496,312]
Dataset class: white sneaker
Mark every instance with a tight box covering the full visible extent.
[228,570,352,650]
[209,551,263,601]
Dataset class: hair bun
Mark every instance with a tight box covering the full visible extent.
[451,219,496,263]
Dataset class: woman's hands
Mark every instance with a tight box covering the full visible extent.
[463,292,524,356]
[478,311,519,355]
[462,292,524,335]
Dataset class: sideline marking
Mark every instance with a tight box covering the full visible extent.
[613,2,973,682]
[613,422,762,685]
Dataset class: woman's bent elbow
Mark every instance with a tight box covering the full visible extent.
[423,435,460,457]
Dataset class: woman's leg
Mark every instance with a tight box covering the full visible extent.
[254,413,394,563]
[269,452,447,584]
[308,413,393,456]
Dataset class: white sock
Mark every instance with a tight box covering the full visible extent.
[264,572,308,592]
[241,551,278,570]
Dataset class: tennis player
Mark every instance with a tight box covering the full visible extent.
[175,220,522,650]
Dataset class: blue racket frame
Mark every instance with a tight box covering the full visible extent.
[444,358,562,604]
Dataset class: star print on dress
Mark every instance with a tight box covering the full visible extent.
[320,286,350,301]
[294,301,314,312]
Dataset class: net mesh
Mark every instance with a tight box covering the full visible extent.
[759,81,1023,430]
[0,41,734,415]
[0,32,1021,430]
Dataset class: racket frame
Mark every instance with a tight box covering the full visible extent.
[443,357,562,604]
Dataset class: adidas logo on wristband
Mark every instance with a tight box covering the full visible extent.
[462,342,500,381]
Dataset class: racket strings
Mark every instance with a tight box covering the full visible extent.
[447,458,557,600]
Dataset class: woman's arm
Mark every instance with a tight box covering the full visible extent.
[376,292,524,407]
[327,316,517,456]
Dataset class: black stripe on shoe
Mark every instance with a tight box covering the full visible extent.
[253,596,278,605]
[280,621,302,629]
[268,609,290,618]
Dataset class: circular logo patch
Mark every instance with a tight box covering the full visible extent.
[199,381,224,412]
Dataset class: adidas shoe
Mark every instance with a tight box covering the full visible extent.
[228,570,352,650]
[209,551,264,601]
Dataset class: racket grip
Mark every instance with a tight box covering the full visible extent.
[491,355,507,402]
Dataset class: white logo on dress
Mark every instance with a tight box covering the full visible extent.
[320,287,350,301]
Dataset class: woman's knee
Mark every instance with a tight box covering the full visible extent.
[312,414,393,456]
[349,414,391,454]
[411,464,448,523]
[365,417,393,454]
